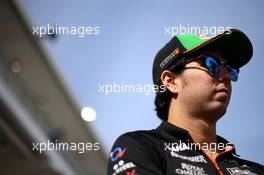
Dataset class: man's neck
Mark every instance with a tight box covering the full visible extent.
[168,116,217,144]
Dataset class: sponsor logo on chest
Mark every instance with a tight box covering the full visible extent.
[226,167,257,175]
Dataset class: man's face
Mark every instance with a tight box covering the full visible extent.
[176,49,232,121]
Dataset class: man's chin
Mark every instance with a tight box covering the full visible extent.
[211,106,227,121]
[202,104,228,123]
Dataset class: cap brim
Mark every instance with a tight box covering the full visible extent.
[184,29,253,68]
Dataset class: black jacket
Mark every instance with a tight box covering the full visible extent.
[107,121,264,175]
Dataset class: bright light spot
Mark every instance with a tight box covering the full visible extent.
[81,107,97,122]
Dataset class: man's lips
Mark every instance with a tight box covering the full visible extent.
[215,88,229,96]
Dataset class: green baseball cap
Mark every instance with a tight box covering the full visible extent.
[152,29,253,85]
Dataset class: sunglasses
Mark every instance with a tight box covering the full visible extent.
[184,55,240,82]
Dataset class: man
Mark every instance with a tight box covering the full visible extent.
[107,29,264,175]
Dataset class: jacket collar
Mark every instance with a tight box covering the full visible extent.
[156,121,238,156]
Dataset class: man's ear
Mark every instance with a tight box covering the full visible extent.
[160,70,179,94]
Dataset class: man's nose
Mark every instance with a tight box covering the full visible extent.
[218,65,232,82]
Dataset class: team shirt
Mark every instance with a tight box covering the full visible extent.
[107,121,264,175]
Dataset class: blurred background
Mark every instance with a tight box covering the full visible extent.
[0,0,263,174]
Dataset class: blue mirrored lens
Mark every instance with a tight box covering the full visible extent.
[226,65,239,81]
[204,55,239,82]
[205,56,220,75]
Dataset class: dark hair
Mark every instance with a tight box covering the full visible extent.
[154,59,186,121]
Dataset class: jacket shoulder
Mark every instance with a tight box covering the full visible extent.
[113,129,162,149]
[107,129,165,175]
